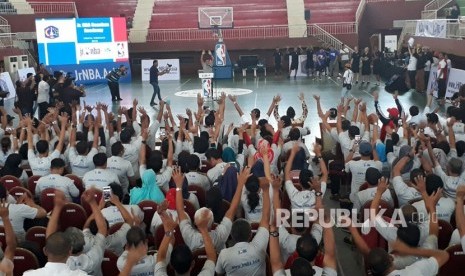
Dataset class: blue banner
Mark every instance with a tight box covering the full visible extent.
[46,61,131,85]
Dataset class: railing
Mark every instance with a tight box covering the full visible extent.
[30,2,77,16]
[0,33,14,48]
[146,25,290,41]
[398,19,464,49]
[15,32,37,40]
[315,22,357,35]
[0,3,17,14]
[24,49,38,69]
[425,0,452,11]
[422,10,438,19]
[0,24,11,34]
[308,24,354,52]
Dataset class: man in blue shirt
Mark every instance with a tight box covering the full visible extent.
[149,60,170,106]
[328,46,340,79]
[106,65,126,102]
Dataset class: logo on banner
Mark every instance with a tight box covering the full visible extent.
[44,26,59,39]
[202,79,211,97]
[215,44,226,66]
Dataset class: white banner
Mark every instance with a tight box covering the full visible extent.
[141,59,180,81]
[445,67,465,98]
[427,64,438,97]
[415,20,447,38]
[0,72,16,100]
[17,67,36,82]
[384,35,397,53]
[289,55,311,77]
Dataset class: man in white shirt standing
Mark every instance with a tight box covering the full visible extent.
[83,153,120,190]
[27,114,67,176]
[436,52,448,104]
[36,158,80,201]
[37,75,50,120]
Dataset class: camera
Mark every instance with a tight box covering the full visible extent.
[167,64,172,67]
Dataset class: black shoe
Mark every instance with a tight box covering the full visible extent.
[112,99,116,102]
[361,81,365,85]
[367,82,370,85]
[116,98,123,101]
[150,102,157,106]
[355,81,358,84]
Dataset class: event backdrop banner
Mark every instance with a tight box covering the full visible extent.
[46,61,132,85]
[415,20,447,38]
[289,55,311,77]
[427,64,463,99]
[17,67,36,82]
[141,59,180,81]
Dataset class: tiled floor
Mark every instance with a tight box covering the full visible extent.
[4,73,429,275]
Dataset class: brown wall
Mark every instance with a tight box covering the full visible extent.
[358,0,427,48]
[2,14,74,32]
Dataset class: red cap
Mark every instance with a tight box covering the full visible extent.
[166,188,176,210]
[387,108,399,118]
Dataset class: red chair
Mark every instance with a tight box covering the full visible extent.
[137,200,158,229]
[200,161,212,174]
[188,184,206,208]
[359,200,394,222]
[8,186,33,200]
[0,226,5,251]
[191,248,208,275]
[25,226,47,251]
[27,175,41,196]
[40,188,57,212]
[438,220,454,250]
[439,244,465,275]
[184,199,196,222]
[0,175,22,190]
[59,203,88,230]
[101,250,120,276]
[81,190,102,216]
[289,170,301,184]
[358,182,369,191]
[13,248,39,276]
[65,174,85,196]
[154,225,184,249]
[109,222,124,235]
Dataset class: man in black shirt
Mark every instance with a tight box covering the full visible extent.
[288,47,300,79]
[149,60,169,106]
[15,79,35,116]
[273,48,282,75]
[61,78,85,114]
[48,71,61,105]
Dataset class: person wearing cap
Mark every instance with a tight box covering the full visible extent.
[352,167,394,211]
[373,91,403,141]
[341,62,354,103]
[345,141,382,203]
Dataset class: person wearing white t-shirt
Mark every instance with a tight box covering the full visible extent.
[228,94,272,125]
[284,143,328,210]
[341,63,354,102]
[353,167,394,211]
[23,232,88,276]
[106,142,135,195]
[26,114,67,176]
[455,186,465,252]
[205,148,228,184]
[82,153,120,190]
[68,118,99,178]
[407,46,419,92]
[45,189,106,276]
[270,180,338,276]
[350,180,450,275]
[392,156,423,206]
[153,205,217,276]
[345,141,382,202]
[216,171,271,276]
[175,166,245,252]
[0,200,16,276]
[37,76,50,120]
[0,185,47,241]
[185,154,211,191]
[36,158,80,201]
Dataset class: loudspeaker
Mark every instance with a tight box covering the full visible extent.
[305,9,311,21]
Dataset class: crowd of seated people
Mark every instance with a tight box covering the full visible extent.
[0,77,465,275]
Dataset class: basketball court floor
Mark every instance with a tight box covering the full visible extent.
[4,74,429,275]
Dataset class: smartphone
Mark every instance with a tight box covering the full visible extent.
[398,119,403,126]
[229,162,237,169]
[159,128,166,137]
[102,186,112,202]
[354,135,361,144]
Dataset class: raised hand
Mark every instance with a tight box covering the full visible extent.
[313,94,320,101]
[172,167,184,188]
[237,166,252,187]
[377,177,389,194]
[271,174,282,190]
[0,199,9,218]
[414,175,426,194]
[298,92,305,102]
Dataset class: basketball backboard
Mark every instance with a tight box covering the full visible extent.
[198,7,234,29]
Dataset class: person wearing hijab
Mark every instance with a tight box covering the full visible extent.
[0,153,28,185]
[129,169,164,205]
[222,146,241,170]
